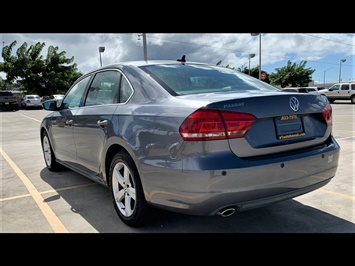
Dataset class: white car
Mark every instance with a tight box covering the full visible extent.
[318,83,355,104]
[21,95,43,109]
[49,94,65,100]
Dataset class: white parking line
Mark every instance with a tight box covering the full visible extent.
[20,114,42,123]
[0,147,69,233]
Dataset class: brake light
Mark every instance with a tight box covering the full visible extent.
[322,104,332,126]
[179,109,256,141]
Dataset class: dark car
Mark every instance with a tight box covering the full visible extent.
[0,91,20,111]
[40,60,340,227]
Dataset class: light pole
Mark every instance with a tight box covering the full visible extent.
[323,68,333,88]
[251,33,261,79]
[339,59,346,82]
[99,46,105,67]
[248,53,255,76]
[138,33,148,61]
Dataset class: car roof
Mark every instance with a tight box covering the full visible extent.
[108,60,203,67]
[87,60,210,73]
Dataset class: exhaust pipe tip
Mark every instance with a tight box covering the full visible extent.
[217,207,236,217]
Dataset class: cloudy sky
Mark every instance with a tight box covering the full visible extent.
[1,33,354,85]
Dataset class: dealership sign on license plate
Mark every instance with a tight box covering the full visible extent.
[275,114,305,140]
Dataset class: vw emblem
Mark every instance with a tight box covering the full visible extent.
[289,97,299,112]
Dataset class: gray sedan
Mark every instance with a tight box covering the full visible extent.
[40,60,340,227]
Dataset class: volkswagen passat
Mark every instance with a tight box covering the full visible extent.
[40,60,340,227]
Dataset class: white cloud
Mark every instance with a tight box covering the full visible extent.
[1,33,354,82]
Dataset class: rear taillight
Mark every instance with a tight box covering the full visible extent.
[179,109,256,141]
[322,104,332,126]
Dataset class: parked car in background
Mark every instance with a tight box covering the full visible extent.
[318,82,355,103]
[41,95,65,103]
[40,60,340,227]
[49,94,65,100]
[21,94,43,109]
[0,91,20,111]
[282,87,319,94]
[41,96,51,101]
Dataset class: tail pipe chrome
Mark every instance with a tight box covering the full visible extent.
[216,206,238,217]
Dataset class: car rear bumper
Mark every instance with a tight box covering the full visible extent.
[142,138,340,216]
[0,102,19,109]
[25,103,42,107]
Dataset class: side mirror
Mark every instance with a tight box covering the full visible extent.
[42,100,60,111]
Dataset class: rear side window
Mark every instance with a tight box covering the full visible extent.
[351,84,355,90]
[120,78,133,103]
[341,84,349,90]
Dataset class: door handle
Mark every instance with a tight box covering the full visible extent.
[97,120,108,127]
[66,120,73,126]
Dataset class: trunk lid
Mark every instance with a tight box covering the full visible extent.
[203,91,331,157]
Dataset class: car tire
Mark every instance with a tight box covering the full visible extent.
[351,95,355,104]
[41,131,63,171]
[109,151,151,227]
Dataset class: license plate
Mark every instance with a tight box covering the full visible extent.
[5,102,9,105]
[275,114,305,140]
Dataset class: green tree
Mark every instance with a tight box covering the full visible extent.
[216,60,235,70]
[0,40,82,95]
[0,77,6,90]
[269,60,315,88]
[218,59,314,87]
[248,66,261,79]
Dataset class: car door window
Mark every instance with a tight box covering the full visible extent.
[330,85,340,91]
[341,84,349,90]
[62,75,91,109]
[120,77,133,103]
[85,70,121,106]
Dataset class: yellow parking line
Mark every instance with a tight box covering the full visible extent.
[0,183,98,202]
[0,147,68,233]
[336,136,355,140]
[320,188,355,200]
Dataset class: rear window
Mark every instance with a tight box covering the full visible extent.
[26,95,40,99]
[0,91,14,96]
[140,63,280,96]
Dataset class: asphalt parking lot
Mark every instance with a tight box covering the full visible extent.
[0,102,354,233]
